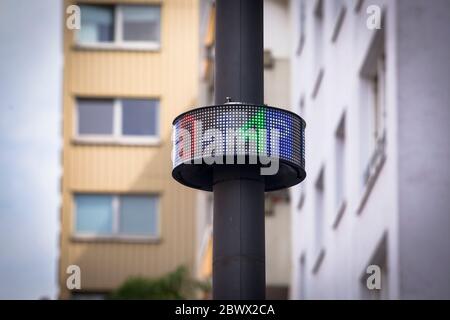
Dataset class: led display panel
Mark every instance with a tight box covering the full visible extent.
[172,103,306,191]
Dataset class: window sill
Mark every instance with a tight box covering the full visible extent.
[332,200,347,229]
[72,137,161,147]
[73,42,161,52]
[71,235,162,244]
[312,248,326,274]
[331,6,346,43]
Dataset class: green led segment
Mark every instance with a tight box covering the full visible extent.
[238,108,267,153]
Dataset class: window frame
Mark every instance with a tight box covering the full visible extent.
[75,4,162,51]
[360,54,386,187]
[73,194,161,241]
[357,27,387,214]
[74,98,160,146]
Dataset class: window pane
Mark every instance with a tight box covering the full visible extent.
[122,6,161,42]
[119,195,158,236]
[122,99,158,136]
[78,5,114,43]
[77,99,114,135]
[75,195,113,235]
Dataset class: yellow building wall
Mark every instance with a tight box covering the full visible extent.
[59,0,199,298]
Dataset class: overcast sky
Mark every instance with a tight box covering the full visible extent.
[0,0,62,299]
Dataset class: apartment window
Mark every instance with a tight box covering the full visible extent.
[78,5,114,43]
[299,254,307,299]
[122,6,161,42]
[297,187,306,211]
[122,99,158,136]
[77,4,161,49]
[312,0,324,99]
[334,114,346,217]
[313,0,324,69]
[314,168,325,257]
[76,98,159,144]
[360,44,386,187]
[75,195,113,235]
[77,99,114,135]
[75,194,159,238]
[296,0,306,56]
[363,55,386,152]
[330,0,346,42]
[119,196,158,236]
[370,57,386,147]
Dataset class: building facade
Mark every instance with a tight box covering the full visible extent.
[59,0,199,299]
[289,0,450,299]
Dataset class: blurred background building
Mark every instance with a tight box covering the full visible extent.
[288,0,450,299]
[55,0,450,300]
[59,0,199,299]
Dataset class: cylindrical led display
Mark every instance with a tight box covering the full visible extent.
[172,103,306,191]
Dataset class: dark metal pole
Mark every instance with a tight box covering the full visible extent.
[213,0,265,299]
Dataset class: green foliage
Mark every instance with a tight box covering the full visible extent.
[109,266,211,300]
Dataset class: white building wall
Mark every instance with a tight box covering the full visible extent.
[266,202,292,286]
[264,0,291,59]
[289,0,450,300]
[396,0,450,299]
